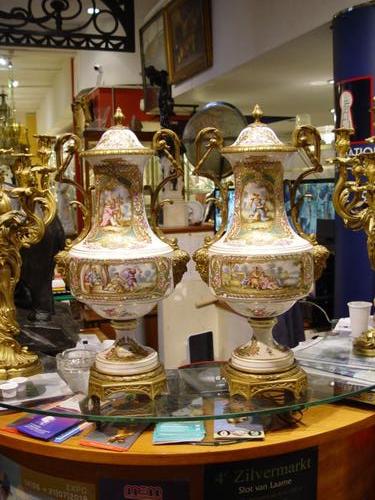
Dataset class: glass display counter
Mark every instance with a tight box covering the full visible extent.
[0,360,374,424]
[1,354,375,500]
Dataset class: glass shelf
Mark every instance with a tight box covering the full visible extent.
[0,359,374,424]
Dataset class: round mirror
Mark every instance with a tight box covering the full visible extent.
[183,101,247,179]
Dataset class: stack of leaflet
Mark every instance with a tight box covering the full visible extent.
[153,421,205,444]
[293,335,375,405]
[16,414,82,441]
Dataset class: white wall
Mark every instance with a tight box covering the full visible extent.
[73,1,154,93]
[36,0,156,134]
[36,58,72,135]
[36,0,360,134]
[173,0,363,97]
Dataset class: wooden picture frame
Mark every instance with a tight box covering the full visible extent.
[139,11,168,112]
[164,0,212,85]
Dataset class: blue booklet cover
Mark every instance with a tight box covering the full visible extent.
[16,414,81,440]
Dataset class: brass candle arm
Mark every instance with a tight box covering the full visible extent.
[332,128,375,267]
[54,133,95,284]
[55,132,92,246]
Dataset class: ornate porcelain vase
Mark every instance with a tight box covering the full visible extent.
[56,109,188,400]
[194,105,322,400]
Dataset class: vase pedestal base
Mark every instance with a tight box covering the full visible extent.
[222,362,307,401]
[88,363,167,404]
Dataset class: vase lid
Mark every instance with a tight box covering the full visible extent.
[81,107,153,158]
[221,104,296,154]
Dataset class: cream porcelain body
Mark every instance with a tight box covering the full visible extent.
[68,124,174,322]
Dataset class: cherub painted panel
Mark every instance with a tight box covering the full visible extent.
[80,262,159,297]
[241,182,274,224]
[99,184,132,228]
[221,259,301,293]
[83,174,150,250]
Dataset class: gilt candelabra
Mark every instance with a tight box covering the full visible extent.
[0,136,56,379]
[333,128,375,356]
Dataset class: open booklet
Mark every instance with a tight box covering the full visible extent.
[80,423,147,451]
[213,399,264,440]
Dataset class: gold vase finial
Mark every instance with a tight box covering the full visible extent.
[114,107,125,126]
[252,104,264,124]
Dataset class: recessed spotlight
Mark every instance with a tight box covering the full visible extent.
[310,81,325,86]
[0,57,7,66]
[11,80,19,88]
[310,80,334,87]
[327,79,334,84]
[87,7,100,14]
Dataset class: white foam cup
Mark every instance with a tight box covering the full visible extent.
[348,301,372,338]
[12,377,28,394]
[0,381,18,399]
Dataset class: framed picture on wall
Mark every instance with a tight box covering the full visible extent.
[164,0,212,84]
[139,11,168,112]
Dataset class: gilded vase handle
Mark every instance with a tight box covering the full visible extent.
[149,129,184,243]
[192,127,232,284]
[150,129,190,285]
[290,125,324,243]
[291,125,329,280]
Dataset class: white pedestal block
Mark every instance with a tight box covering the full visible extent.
[163,199,188,227]
[158,279,250,369]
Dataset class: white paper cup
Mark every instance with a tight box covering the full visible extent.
[0,382,18,399]
[348,301,372,338]
[12,377,28,394]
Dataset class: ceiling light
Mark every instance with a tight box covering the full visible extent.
[0,57,8,66]
[10,80,19,88]
[327,79,334,84]
[309,80,331,87]
[87,7,100,14]
[330,108,335,114]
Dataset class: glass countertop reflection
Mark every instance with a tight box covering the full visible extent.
[0,356,374,424]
